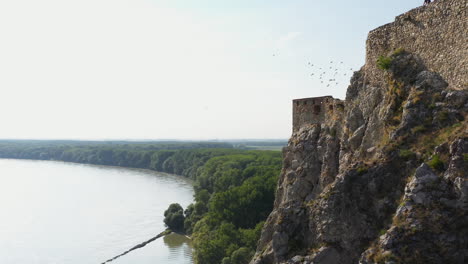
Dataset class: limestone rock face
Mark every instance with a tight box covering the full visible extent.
[251,1,467,263]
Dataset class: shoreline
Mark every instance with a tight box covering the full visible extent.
[0,157,195,184]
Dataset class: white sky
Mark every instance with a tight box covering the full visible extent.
[0,0,422,140]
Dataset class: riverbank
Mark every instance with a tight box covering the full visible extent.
[0,141,283,264]
[0,159,195,264]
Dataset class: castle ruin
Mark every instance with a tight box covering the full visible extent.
[292,96,344,132]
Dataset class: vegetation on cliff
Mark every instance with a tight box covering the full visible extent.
[251,0,467,263]
[251,48,467,264]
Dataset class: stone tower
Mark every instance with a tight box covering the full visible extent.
[292,96,343,132]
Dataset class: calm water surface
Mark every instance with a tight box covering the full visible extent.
[0,159,194,264]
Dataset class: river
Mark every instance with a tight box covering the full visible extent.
[0,159,194,264]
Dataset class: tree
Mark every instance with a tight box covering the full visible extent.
[230,247,254,264]
[164,203,185,231]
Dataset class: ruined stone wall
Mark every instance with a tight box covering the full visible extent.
[365,0,467,90]
[252,1,468,263]
[292,96,343,132]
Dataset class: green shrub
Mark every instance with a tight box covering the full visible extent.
[428,155,444,171]
[436,111,449,123]
[411,125,426,134]
[164,203,185,231]
[452,123,462,128]
[399,149,416,161]
[393,48,406,56]
[372,250,399,263]
[357,166,368,175]
[377,55,393,70]
[230,247,254,264]
[463,154,468,162]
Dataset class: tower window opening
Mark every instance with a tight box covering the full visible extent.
[314,105,321,115]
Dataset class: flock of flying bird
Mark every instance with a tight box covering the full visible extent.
[272,51,356,90]
[307,60,355,89]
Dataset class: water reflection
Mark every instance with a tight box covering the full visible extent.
[164,233,192,248]
[164,233,194,263]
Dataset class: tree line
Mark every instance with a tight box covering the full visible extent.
[0,140,283,264]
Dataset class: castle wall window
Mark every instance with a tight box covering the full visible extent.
[314,105,321,115]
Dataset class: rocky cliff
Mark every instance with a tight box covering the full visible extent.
[251,0,467,263]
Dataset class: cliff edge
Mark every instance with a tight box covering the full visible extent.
[251,0,467,263]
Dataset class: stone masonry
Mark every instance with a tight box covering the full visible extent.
[365,0,467,90]
[292,96,344,132]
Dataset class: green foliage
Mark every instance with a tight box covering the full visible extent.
[464,154,468,162]
[0,140,282,264]
[379,229,387,236]
[399,149,416,161]
[209,175,276,228]
[184,201,208,234]
[428,155,444,171]
[196,189,211,204]
[150,150,175,171]
[377,55,393,70]
[164,203,184,216]
[230,247,254,264]
[164,203,185,231]
[372,250,399,264]
[0,140,235,176]
[377,48,403,72]
[452,123,462,129]
[193,222,240,264]
[436,110,449,123]
[411,125,426,134]
[240,221,264,249]
[357,166,368,175]
[191,152,281,264]
[232,140,287,151]
[392,48,406,56]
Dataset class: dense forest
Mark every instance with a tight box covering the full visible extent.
[0,140,283,264]
[0,140,233,175]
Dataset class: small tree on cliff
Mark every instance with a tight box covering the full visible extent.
[164,203,185,232]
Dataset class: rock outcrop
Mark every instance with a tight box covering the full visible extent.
[251,1,467,263]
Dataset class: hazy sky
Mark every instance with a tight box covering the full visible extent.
[0,0,422,140]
